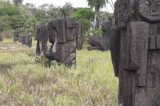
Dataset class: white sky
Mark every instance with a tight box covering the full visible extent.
[23,0,115,13]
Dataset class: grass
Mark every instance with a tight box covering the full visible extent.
[0,38,118,106]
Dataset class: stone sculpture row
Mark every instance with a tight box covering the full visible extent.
[13,31,32,48]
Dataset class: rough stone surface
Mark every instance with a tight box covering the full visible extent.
[21,33,32,48]
[46,18,81,67]
[13,29,23,42]
[36,24,49,55]
[111,0,160,106]
[75,21,83,50]
[88,21,112,51]
[110,27,120,77]
[27,33,32,48]
[88,36,103,50]
[101,21,112,50]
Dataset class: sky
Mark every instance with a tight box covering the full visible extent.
[23,0,115,13]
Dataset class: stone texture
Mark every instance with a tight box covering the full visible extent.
[27,33,32,48]
[21,33,32,48]
[75,21,83,50]
[111,0,160,106]
[88,21,112,51]
[110,27,120,77]
[88,36,103,50]
[46,18,81,67]
[36,24,49,55]
[13,29,23,42]
[101,20,112,50]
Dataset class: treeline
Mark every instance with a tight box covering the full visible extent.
[0,0,112,38]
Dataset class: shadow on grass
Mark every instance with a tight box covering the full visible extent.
[0,63,13,74]
[0,60,35,74]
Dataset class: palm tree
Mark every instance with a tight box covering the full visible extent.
[13,0,23,6]
[87,0,108,29]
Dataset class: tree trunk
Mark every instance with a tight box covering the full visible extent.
[94,5,100,29]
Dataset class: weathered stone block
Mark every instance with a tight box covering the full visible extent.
[36,24,49,55]
[111,0,160,105]
[45,18,82,67]
[76,21,83,49]
[101,21,112,50]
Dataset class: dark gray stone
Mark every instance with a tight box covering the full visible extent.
[18,36,22,43]
[139,0,160,22]
[88,21,112,51]
[27,33,32,48]
[21,33,32,48]
[36,24,49,55]
[45,18,81,67]
[88,35,108,51]
[13,29,23,42]
[111,0,160,106]
[88,36,102,50]
[21,35,26,45]
[75,21,84,50]
[110,27,120,77]
[101,21,112,50]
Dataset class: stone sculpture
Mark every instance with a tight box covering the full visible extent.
[27,32,32,48]
[75,21,83,50]
[36,24,49,55]
[45,18,80,67]
[21,33,32,48]
[110,0,160,106]
[101,20,112,51]
[88,36,104,50]
[88,20,112,51]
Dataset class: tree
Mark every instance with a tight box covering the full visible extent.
[60,2,73,18]
[13,0,23,6]
[104,0,115,14]
[87,0,108,29]
[73,8,94,33]
[73,8,94,20]
[47,5,61,19]
[108,0,114,11]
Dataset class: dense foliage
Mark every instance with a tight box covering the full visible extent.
[0,0,112,39]
[0,7,20,16]
[73,8,94,35]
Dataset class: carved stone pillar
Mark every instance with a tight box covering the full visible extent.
[48,18,80,67]
[111,0,160,106]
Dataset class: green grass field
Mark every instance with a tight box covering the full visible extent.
[0,39,118,106]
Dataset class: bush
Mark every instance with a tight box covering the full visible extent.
[35,55,47,66]
[91,28,102,36]
[0,7,20,16]
[73,8,94,36]
[73,8,94,20]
